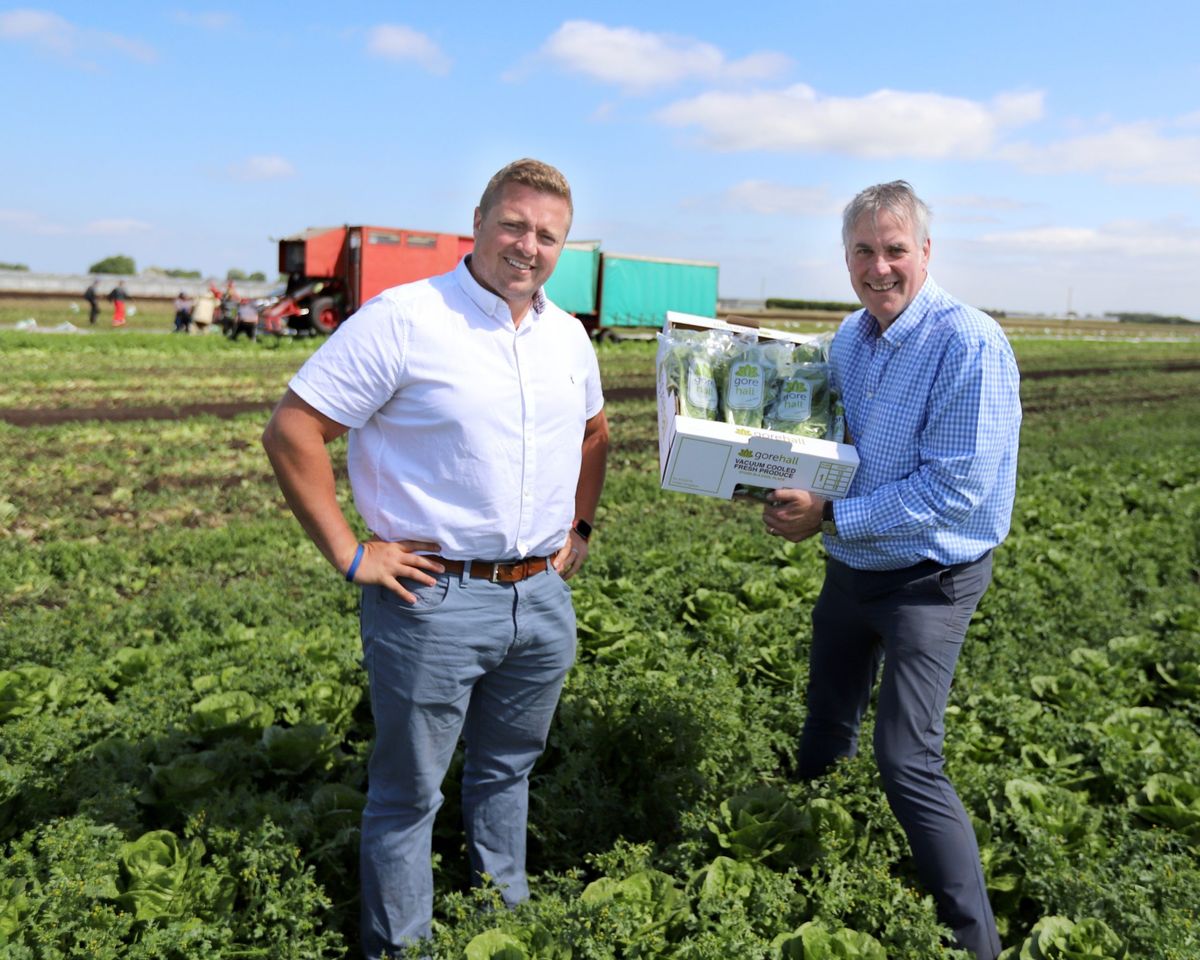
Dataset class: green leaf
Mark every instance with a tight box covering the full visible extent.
[261,723,338,775]
[465,929,529,960]
[1008,915,1127,959]
[709,787,853,869]
[1130,773,1200,847]
[188,690,274,741]
[0,878,31,945]
[580,868,690,935]
[771,919,887,959]
[147,750,224,804]
[0,664,72,722]
[116,830,205,921]
[310,783,367,834]
[694,856,757,901]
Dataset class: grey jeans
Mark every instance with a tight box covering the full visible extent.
[798,552,1001,960]
[357,563,576,958]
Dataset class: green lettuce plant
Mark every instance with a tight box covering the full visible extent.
[283,679,362,734]
[188,690,274,741]
[309,783,366,835]
[1129,773,1200,849]
[709,787,854,870]
[115,829,234,922]
[580,868,691,941]
[0,664,84,722]
[770,919,887,959]
[144,750,225,805]
[998,915,1127,960]
[261,723,340,776]
[1004,779,1101,854]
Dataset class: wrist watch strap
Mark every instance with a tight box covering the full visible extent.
[820,500,838,536]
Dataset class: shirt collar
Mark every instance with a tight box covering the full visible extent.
[455,256,546,325]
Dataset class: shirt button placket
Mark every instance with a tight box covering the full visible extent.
[514,327,536,553]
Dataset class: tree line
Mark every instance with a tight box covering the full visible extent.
[85,254,267,283]
[1107,311,1198,326]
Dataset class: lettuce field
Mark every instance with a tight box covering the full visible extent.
[1,322,1199,959]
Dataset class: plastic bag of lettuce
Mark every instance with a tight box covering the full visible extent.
[761,336,838,440]
[720,334,771,428]
[658,328,730,420]
[658,324,842,440]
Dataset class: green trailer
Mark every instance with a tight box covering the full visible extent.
[543,245,718,338]
[598,253,718,332]
[542,241,601,316]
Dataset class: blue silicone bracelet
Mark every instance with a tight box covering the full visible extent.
[344,543,365,583]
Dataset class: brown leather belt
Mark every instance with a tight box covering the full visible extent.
[431,555,551,583]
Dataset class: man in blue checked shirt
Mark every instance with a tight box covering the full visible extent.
[762,180,1020,960]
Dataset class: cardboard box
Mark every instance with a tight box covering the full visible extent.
[658,311,860,500]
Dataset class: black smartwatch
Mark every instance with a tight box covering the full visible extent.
[572,518,593,542]
[820,500,838,537]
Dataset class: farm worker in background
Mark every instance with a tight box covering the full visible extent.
[262,158,609,959]
[230,298,258,341]
[190,288,216,334]
[761,180,1021,960]
[106,280,130,327]
[213,279,239,336]
[83,278,99,325]
[172,292,193,333]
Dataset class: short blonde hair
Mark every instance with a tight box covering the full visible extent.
[479,158,573,219]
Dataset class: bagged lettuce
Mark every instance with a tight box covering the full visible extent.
[657,328,731,420]
[765,362,831,438]
[720,335,770,427]
[829,397,846,443]
[659,327,843,439]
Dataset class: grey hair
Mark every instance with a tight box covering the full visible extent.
[841,181,930,251]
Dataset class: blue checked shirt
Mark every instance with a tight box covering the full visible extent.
[826,276,1021,570]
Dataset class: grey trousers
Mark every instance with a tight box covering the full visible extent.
[357,565,577,959]
[797,552,1001,960]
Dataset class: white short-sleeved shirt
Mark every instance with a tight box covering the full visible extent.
[289,258,604,560]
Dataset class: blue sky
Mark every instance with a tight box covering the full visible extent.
[3,2,1200,318]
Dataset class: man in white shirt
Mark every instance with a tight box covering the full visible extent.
[262,158,609,958]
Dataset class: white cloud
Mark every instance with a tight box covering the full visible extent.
[227,155,296,181]
[0,8,156,65]
[935,194,1039,223]
[366,24,450,75]
[0,210,152,237]
[0,208,67,235]
[171,10,236,30]
[538,20,790,94]
[83,218,152,235]
[589,101,617,123]
[100,31,157,63]
[978,219,1200,257]
[1000,121,1200,186]
[982,226,1108,251]
[942,219,1200,317]
[658,85,1043,157]
[0,8,73,54]
[939,194,1035,212]
[724,180,836,217]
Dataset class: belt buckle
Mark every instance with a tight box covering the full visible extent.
[489,562,503,583]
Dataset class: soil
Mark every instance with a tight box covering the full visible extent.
[2,362,1197,427]
[0,401,274,427]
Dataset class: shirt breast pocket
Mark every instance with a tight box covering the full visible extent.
[549,364,589,421]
